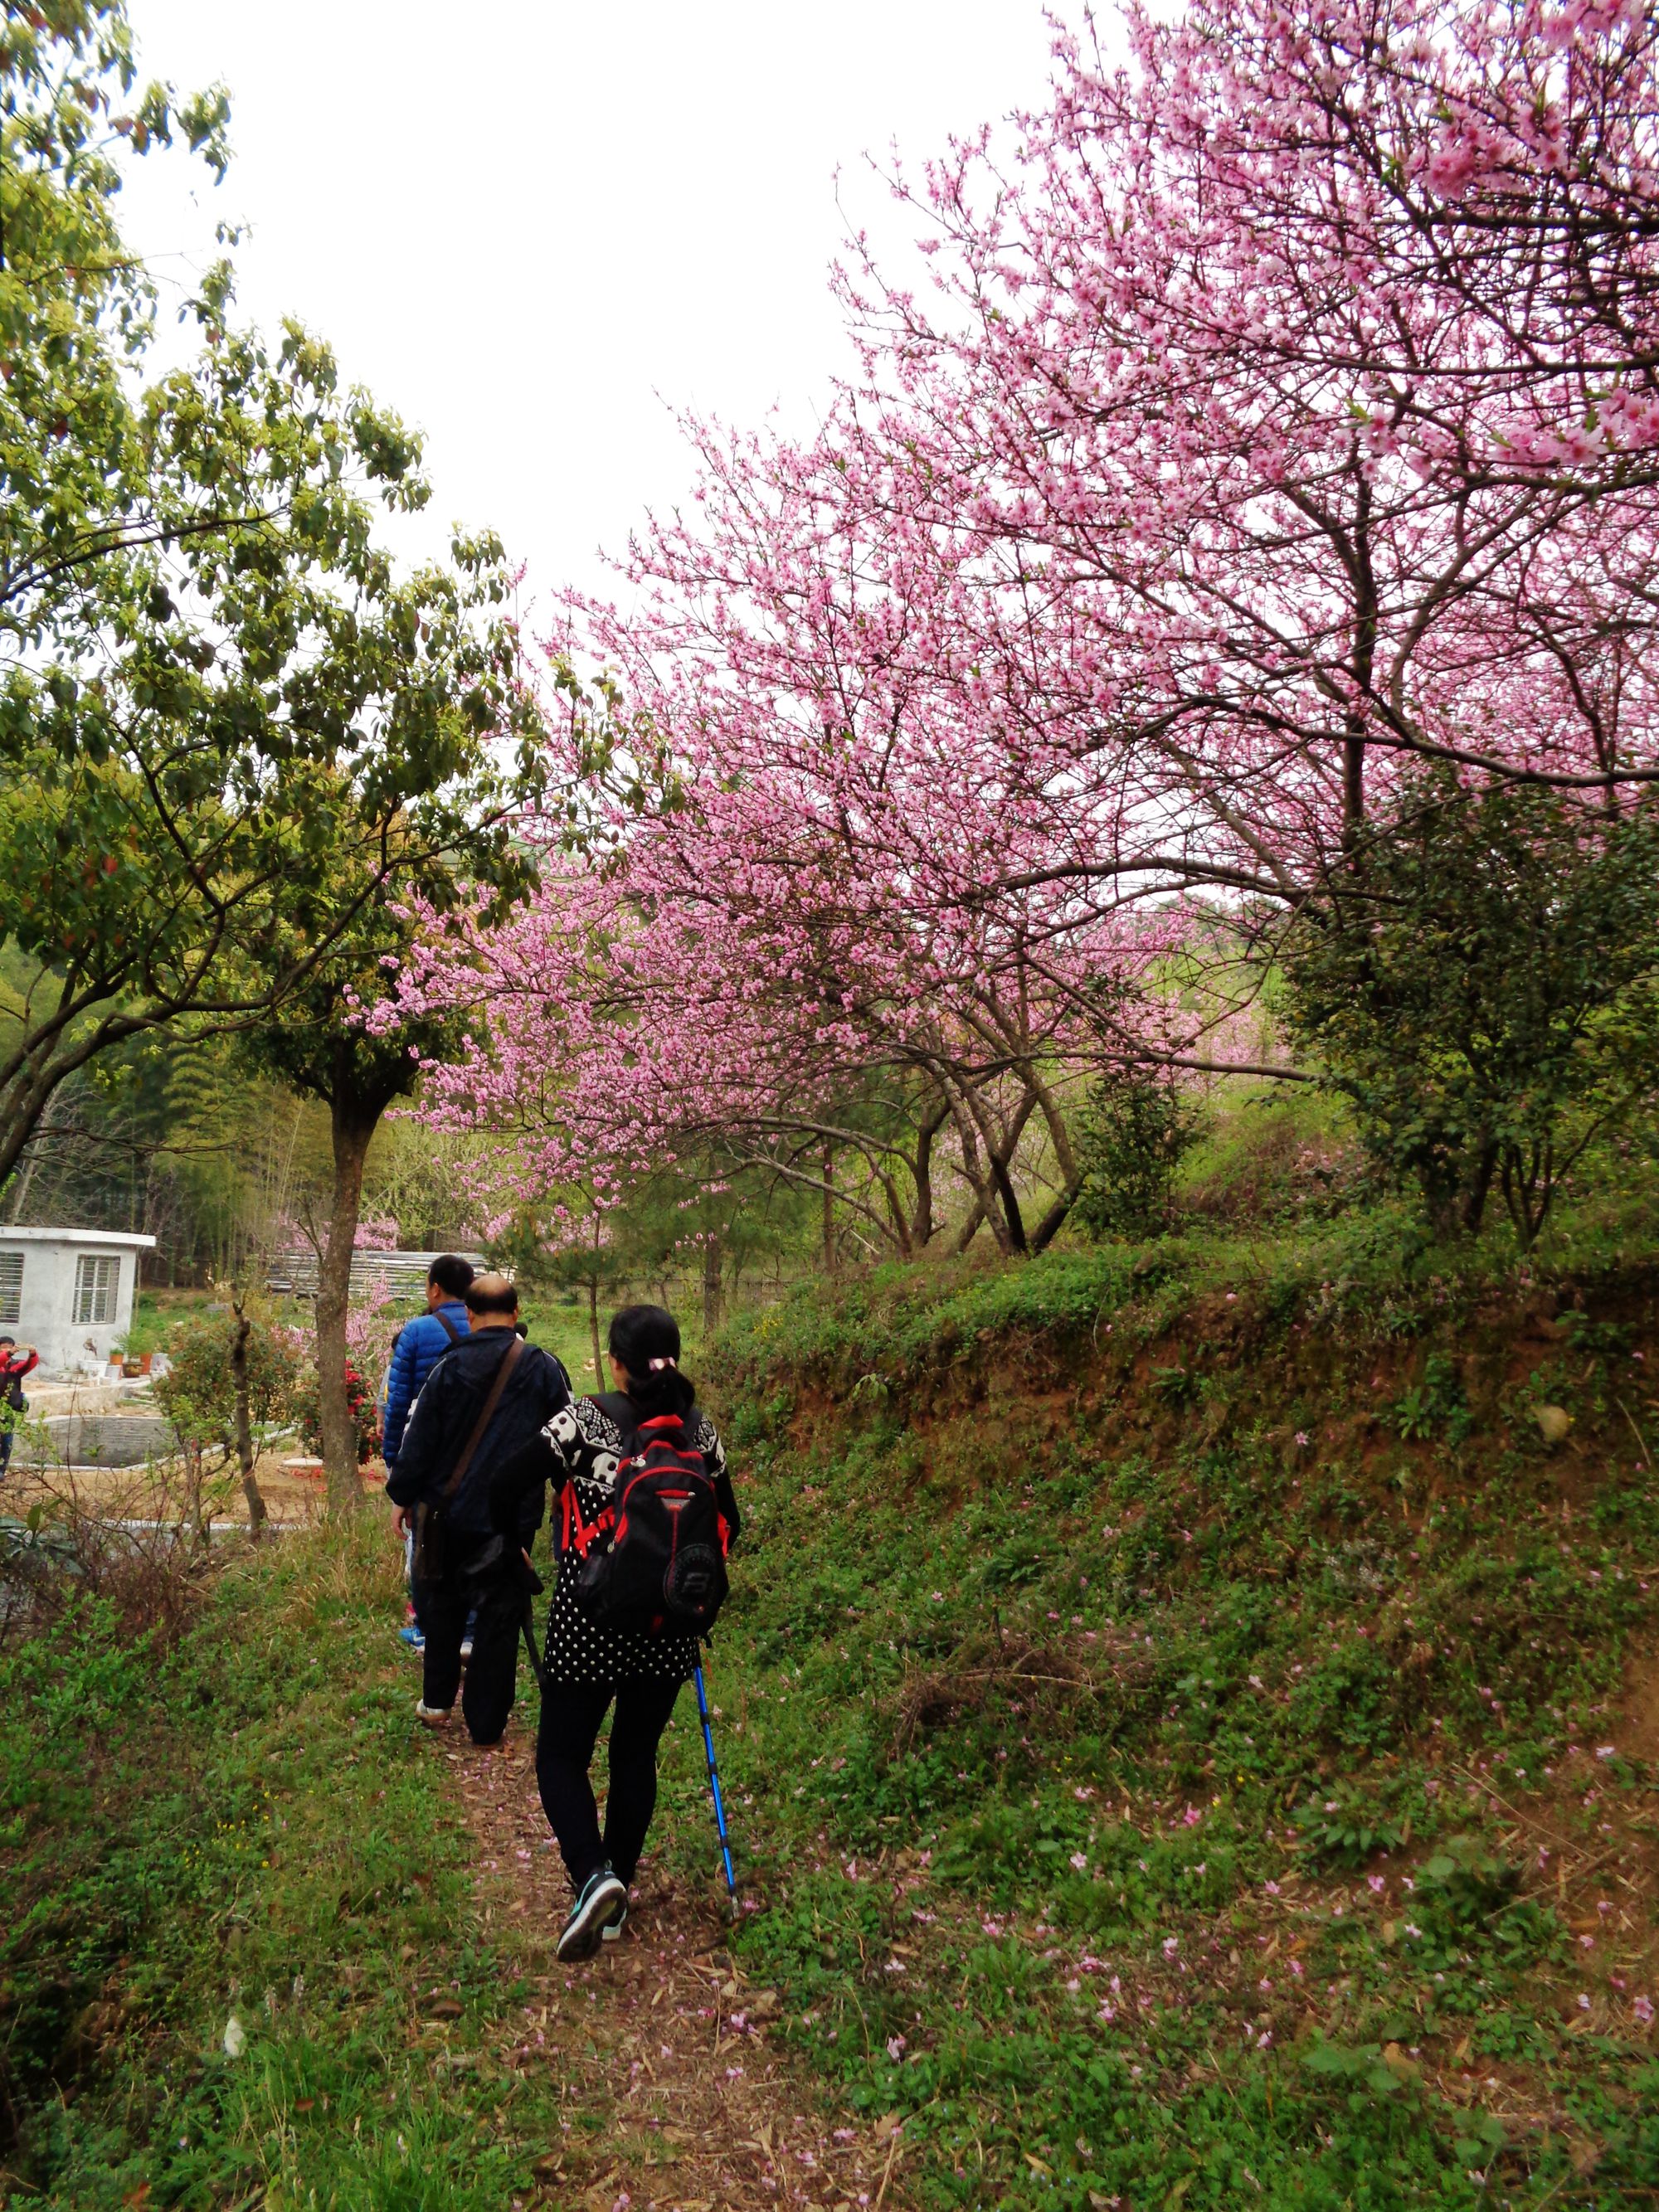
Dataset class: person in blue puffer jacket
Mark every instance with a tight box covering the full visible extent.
[383,1254,474,1646]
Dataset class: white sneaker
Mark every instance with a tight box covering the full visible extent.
[558,1865,627,1961]
[415,1700,454,1727]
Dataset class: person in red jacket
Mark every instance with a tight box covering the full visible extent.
[0,1335,38,1480]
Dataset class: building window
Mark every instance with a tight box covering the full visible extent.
[74,1254,119,1327]
[0,1252,21,1327]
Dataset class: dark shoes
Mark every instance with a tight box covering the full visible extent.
[557,1863,627,1961]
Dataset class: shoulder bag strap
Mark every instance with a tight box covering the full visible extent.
[440,1334,524,1501]
[435,1309,462,1344]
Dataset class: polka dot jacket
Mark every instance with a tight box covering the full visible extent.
[494,1394,739,1690]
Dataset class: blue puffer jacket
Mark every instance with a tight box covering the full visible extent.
[382,1300,469,1468]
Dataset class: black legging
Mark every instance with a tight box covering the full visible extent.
[536,1675,684,1890]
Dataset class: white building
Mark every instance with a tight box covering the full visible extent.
[0,1228,156,1377]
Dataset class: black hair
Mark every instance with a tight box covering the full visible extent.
[0,1335,13,1349]
[465,1273,519,1316]
[430,1253,475,1300]
[608,1303,695,1417]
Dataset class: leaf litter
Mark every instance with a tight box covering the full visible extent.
[442,1728,907,2211]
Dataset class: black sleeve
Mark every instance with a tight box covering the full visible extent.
[698,1422,741,1548]
[544,1352,573,1418]
[489,1432,562,1534]
[716,1466,742,1549]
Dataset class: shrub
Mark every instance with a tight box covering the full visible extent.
[1073,1072,1204,1241]
[1282,770,1659,1246]
[153,1310,304,1459]
[291,1358,379,1465]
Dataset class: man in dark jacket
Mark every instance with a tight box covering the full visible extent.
[387,1273,570,1744]
[0,1336,38,1480]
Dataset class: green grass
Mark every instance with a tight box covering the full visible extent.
[122,1290,219,1360]
[515,1290,718,1397]
[0,1522,568,2210]
[700,1245,1659,2210]
[10,1188,1659,2209]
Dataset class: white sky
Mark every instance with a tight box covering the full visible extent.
[117,0,1068,612]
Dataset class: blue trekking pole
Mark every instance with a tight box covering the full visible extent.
[693,1660,738,1918]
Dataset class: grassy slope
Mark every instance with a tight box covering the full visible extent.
[0,1524,567,2210]
[7,1199,1659,2210]
[700,1230,1659,2210]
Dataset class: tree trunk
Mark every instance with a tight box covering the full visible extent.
[954,1198,990,1256]
[586,1276,604,1392]
[1499,1138,1553,1250]
[317,1098,378,1514]
[951,1116,1010,1255]
[1029,1184,1080,1253]
[230,1296,267,1539]
[1343,464,1374,847]
[1460,1140,1499,1236]
[909,1109,945,1252]
[989,1148,1029,1255]
[822,1142,836,1273]
[6,1138,40,1224]
[702,1232,724,1339]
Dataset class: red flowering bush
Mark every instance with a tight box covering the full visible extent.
[294,1359,381,1466]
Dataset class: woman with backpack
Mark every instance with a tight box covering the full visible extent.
[489,1303,741,1961]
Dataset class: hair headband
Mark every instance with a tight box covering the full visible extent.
[647,1355,678,1372]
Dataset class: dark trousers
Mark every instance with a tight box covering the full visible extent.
[0,1425,11,1477]
[536,1675,684,1891]
[415,1559,524,1744]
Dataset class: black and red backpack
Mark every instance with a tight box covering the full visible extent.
[558,1393,732,1636]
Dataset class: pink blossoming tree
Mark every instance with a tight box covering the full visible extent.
[396,0,1659,1251]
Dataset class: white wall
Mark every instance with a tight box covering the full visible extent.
[0,1236,149,1378]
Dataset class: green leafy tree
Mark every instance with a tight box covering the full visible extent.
[1282,771,1659,1246]
[2,0,230,654]
[242,849,533,1511]
[1,7,549,1197]
[153,1304,302,1445]
[153,1298,304,1532]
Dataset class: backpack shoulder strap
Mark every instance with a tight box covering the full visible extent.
[435,1309,462,1344]
[440,1334,523,1500]
[583,1390,702,1464]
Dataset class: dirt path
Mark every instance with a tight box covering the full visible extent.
[441,1726,908,2212]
